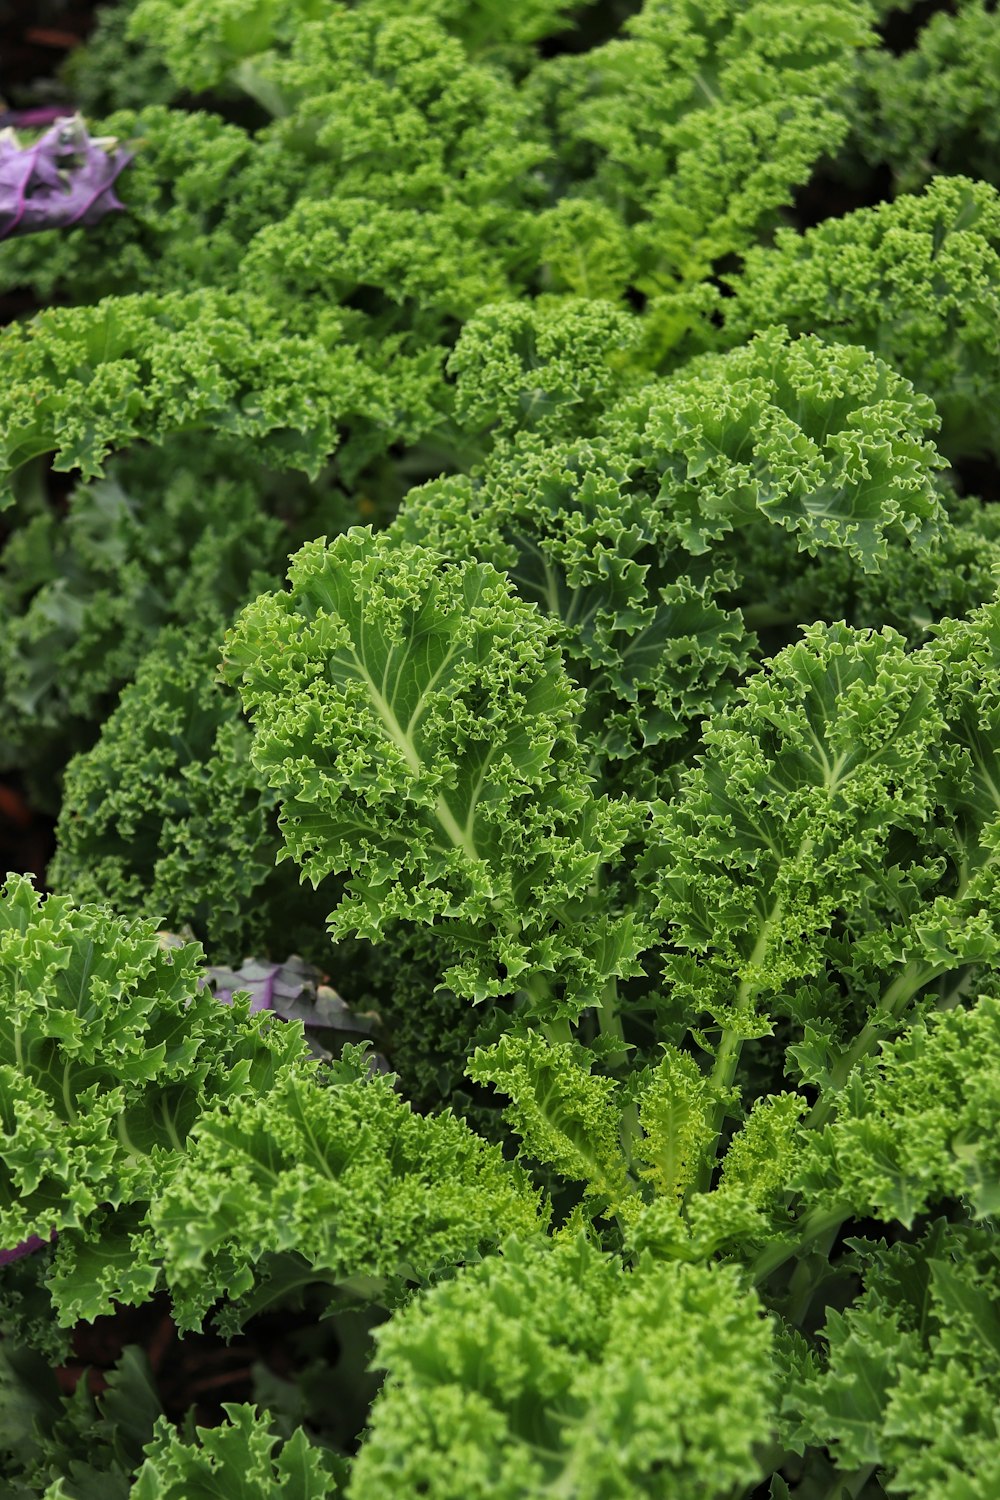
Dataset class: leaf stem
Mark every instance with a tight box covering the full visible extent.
[595,976,625,1050]
[750,1202,849,1287]
[807,959,943,1131]
[695,890,787,1192]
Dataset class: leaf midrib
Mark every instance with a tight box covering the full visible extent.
[349,646,483,865]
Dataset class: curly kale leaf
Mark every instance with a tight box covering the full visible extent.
[133,1402,344,1500]
[622,331,944,569]
[799,988,1000,1228]
[223,526,646,1020]
[746,486,1000,648]
[531,0,873,357]
[399,328,946,795]
[0,875,310,1331]
[467,1033,638,1216]
[0,878,541,1345]
[789,1223,1000,1498]
[0,443,301,789]
[635,601,1000,1151]
[855,0,1000,193]
[128,0,590,96]
[467,1029,818,1269]
[0,1343,160,1499]
[446,299,641,443]
[50,618,331,960]
[725,175,1000,460]
[148,1061,546,1331]
[0,289,386,504]
[349,1237,775,1500]
[0,6,557,501]
[133,7,548,272]
[467,1032,735,1229]
[641,621,946,1045]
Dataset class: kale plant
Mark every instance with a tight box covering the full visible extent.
[1,2,1000,1497]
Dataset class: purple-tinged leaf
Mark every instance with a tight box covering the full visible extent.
[205,955,319,1016]
[0,113,132,240]
[204,952,389,1069]
[0,1230,56,1267]
[0,107,68,129]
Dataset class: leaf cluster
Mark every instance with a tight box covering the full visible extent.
[3,2,1000,1497]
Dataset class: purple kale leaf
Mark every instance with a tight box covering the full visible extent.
[0,113,131,240]
[205,955,323,1018]
[205,954,389,1069]
[0,1230,56,1268]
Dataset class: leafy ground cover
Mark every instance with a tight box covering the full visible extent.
[1,2,1000,1496]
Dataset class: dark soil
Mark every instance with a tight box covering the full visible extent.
[0,2,93,110]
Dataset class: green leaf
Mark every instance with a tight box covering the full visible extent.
[349,1239,775,1500]
[468,1033,633,1212]
[132,1403,343,1499]
[632,1047,717,1202]
[641,621,944,1037]
[223,526,645,1019]
[0,875,310,1330]
[726,175,1000,460]
[800,991,1000,1226]
[149,1067,546,1330]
